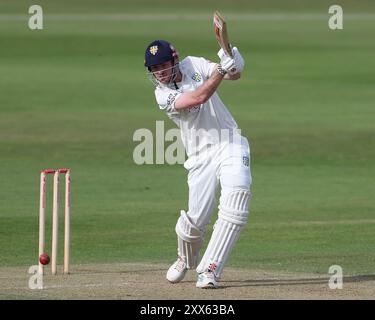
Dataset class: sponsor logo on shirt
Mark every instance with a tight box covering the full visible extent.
[188,105,201,113]
[167,92,178,107]
[243,156,249,167]
[191,72,202,82]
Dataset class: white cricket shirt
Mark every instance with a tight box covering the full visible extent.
[154,56,239,158]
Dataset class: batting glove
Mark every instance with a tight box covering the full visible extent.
[219,55,237,74]
[217,46,245,75]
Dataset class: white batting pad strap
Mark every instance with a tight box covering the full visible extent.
[175,210,204,269]
[218,189,251,226]
[196,218,242,278]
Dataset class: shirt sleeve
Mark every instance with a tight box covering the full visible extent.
[195,57,217,79]
[155,87,182,114]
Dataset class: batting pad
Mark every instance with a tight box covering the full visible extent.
[197,189,251,277]
[219,189,251,226]
[175,210,204,269]
[196,218,242,278]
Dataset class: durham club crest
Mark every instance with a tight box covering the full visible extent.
[149,45,158,55]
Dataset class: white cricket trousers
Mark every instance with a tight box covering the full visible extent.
[184,135,252,232]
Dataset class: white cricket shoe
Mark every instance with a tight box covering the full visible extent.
[196,270,219,289]
[166,258,187,283]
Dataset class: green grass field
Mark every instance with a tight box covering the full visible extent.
[1,0,374,279]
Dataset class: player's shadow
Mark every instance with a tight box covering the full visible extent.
[220,274,375,289]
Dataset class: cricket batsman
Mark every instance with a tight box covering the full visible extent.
[144,39,252,288]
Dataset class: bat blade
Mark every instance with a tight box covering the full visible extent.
[213,11,233,58]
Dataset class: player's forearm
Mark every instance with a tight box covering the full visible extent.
[194,66,224,103]
[174,65,224,110]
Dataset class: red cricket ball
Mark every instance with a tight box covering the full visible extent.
[39,252,50,265]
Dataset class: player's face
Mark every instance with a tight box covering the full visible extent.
[150,61,174,84]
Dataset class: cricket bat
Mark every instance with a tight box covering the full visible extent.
[213,11,233,58]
